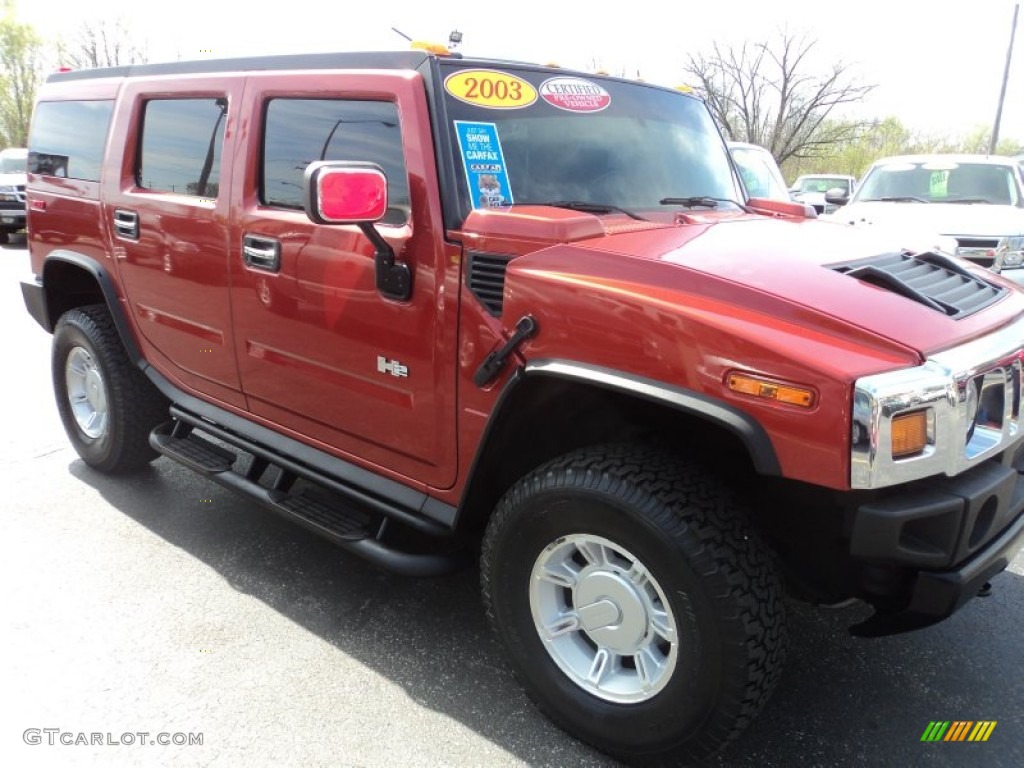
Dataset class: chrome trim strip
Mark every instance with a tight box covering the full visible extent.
[852,315,1024,489]
[524,359,781,475]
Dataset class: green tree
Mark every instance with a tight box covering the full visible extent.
[781,116,912,181]
[0,2,43,147]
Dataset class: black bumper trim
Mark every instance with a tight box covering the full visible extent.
[851,506,1024,636]
[21,279,50,332]
[850,461,1024,568]
[847,461,1024,635]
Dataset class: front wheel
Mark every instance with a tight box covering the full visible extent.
[52,305,169,473]
[480,445,786,765]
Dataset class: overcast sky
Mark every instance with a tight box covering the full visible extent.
[17,0,1024,144]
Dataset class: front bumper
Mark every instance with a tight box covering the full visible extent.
[0,208,25,231]
[848,459,1024,635]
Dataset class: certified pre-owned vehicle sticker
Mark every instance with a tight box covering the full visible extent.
[539,77,611,113]
[445,70,538,109]
[454,121,514,209]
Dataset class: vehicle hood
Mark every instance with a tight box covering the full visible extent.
[506,214,1024,364]
[0,172,26,187]
[826,200,1024,238]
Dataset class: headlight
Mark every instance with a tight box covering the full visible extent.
[993,235,1024,271]
[0,185,17,201]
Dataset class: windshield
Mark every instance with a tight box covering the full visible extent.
[729,145,789,200]
[796,176,849,194]
[0,153,26,174]
[855,160,1021,205]
[439,63,738,219]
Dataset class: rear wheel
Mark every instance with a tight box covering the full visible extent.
[53,305,168,473]
[481,444,786,765]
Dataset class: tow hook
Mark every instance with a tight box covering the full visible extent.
[977,581,993,598]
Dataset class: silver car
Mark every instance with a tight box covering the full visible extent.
[822,154,1024,284]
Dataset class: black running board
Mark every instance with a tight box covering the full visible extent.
[150,421,468,577]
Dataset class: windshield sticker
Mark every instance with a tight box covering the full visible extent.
[445,69,538,109]
[539,77,611,113]
[454,121,514,209]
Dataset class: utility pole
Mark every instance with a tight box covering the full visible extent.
[989,1,1020,154]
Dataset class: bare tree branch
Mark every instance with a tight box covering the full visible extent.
[683,31,876,165]
[56,20,148,69]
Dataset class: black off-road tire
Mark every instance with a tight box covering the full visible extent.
[52,304,169,473]
[480,444,786,766]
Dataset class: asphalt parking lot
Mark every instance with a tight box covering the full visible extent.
[2,236,1023,767]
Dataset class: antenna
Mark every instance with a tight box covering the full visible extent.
[391,27,413,42]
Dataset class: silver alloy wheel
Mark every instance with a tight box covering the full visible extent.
[65,346,109,439]
[530,533,679,703]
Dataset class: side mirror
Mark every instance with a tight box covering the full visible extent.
[824,187,849,206]
[304,161,388,224]
[303,161,411,302]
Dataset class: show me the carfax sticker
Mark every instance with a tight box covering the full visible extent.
[445,69,538,109]
[538,77,611,113]
[454,121,514,209]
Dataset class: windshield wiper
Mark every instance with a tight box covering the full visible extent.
[659,196,747,210]
[945,197,993,204]
[863,196,930,203]
[513,200,647,221]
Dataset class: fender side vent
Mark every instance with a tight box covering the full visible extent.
[833,251,1005,319]
[467,251,513,316]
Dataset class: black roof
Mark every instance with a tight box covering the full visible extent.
[47,50,433,82]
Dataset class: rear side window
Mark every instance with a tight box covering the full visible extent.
[138,98,226,197]
[28,100,114,181]
[261,99,410,225]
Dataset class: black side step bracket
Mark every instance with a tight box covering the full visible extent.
[150,421,468,577]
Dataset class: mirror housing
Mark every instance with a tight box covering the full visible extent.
[303,161,411,302]
[304,161,388,224]
[824,187,849,206]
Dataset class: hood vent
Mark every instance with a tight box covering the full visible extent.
[833,251,1005,319]
[467,251,513,316]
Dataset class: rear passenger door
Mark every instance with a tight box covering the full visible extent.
[228,73,459,488]
[104,77,245,407]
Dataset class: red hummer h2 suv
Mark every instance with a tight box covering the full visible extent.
[23,50,1024,765]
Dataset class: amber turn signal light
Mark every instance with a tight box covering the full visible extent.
[891,410,928,458]
[727,374,814,408]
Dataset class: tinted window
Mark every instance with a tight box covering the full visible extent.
[262,99,410,225]
[139,99,226,197]
[28,100,114,181]
[439,63,737,218]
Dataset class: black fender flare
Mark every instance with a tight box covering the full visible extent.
[35,250,145,366]
[456,359,781,529]
[524,360,780,474]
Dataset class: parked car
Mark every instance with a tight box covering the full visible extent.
[727,141,790,201]
[789,173,856,214]
[822,154,1024,283]
[0,146,27,243]
[23,51,1024,766]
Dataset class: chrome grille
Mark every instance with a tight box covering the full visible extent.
[852,316,1024,489]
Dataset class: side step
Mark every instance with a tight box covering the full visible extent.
[150,422,468,576]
